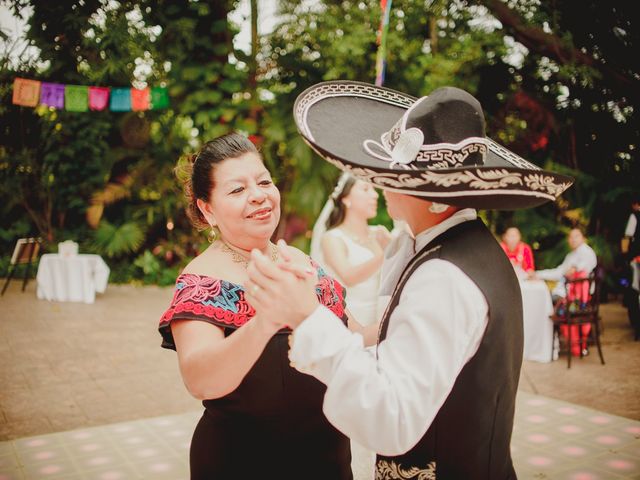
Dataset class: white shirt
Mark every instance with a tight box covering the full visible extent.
[625,213,637,238]
[536,243,598,297]
[289,209,488,456]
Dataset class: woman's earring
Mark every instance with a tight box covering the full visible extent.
[428,202,449,214]
[207,224,218,243]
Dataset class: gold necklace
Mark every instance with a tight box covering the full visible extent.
[220,241,278,268]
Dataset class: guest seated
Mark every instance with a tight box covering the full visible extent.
[529,227,597,303]
[500,227,535,278]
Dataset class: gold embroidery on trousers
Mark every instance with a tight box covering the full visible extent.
[375,460,436,480]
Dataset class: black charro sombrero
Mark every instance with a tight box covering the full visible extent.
[293,80,573,210]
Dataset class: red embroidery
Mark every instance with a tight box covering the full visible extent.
[319,275,345,319]
[161,301,253,328]
[160,267,347,332]
[172,274,222,304]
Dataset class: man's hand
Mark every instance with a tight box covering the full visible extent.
[245,243,319,329]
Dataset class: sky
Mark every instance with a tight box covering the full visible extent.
[0,4,39,68]
[231,0,279,53]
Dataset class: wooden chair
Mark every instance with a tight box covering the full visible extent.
[550,268,606,368]
[1,237,41,296]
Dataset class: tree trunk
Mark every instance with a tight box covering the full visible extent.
[429,16,438,54]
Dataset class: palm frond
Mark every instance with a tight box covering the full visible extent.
[93,220,145,258]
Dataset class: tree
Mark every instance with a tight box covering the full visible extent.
[262,0,638,275]
[1,0,637,287]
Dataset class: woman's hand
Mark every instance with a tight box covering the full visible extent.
[245,242,319,330]
[375,225,392,250]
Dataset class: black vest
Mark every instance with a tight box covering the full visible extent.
[375,219,522,480]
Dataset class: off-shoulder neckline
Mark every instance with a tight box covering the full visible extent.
[177,272,245,289]
[176,265,326,290]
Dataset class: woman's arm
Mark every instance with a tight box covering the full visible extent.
[523,243,535,271]
[321,234,383,287]
[171,316,280,400]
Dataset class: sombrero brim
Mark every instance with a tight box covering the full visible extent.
[294,81,574,210]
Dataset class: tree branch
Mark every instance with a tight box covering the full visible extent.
[482,0,640,102]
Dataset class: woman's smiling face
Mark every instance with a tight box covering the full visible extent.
[203,152,281,249]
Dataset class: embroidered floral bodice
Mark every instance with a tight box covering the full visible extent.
[159,261,346,349]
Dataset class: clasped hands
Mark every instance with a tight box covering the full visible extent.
[244,240,320,332]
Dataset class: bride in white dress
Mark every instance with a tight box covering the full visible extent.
[310,173,390,327]
[310,173,391,479]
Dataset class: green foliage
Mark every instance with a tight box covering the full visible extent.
[133,249,182,285]
[0,0,638,290]
[93,221,145,258]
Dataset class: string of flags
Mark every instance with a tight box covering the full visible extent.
[11,77,169,112]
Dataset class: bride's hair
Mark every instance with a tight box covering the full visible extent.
[326,176,356,230]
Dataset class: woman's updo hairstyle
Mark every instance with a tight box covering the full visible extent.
[176,132,258,230]
[326,175,356,230]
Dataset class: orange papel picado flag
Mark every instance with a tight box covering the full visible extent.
[12,78,41,107]
[131,87,150,111]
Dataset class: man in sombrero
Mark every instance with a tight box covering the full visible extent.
[245,81,572,479]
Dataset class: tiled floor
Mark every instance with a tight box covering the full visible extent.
[512,392,640,479]
[1,282,639,479]
[0,391,638,480]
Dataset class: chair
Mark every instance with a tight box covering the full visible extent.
[1,237,41,296]
[550,267,606,368]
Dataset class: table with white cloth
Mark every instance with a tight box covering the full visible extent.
[520,279,556,363]
[36,254,110,303]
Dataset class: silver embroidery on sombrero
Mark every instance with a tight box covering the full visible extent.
[420,169,523,190]
[364,119,489,169]
[375,459,436,480]
[525,173,571,196]
[414,142,488,168]
[323,155,572,198]
[486,139,540,170]
[366,111,541,172]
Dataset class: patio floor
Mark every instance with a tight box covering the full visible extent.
[0,280,639,479]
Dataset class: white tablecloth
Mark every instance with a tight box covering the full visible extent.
[36,254,110,303]
[520,279,556,363]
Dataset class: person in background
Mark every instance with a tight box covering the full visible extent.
[621,195,640,261]
[621,194,640,340]
[530,228,597,302]
[158,132,355,479]
[500,226,535,278]
[311,173,391,327]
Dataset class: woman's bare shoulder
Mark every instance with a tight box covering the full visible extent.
[321,230,347,251]
[180,245,232,279]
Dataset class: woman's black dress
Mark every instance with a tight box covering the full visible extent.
[159,267,353,480]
